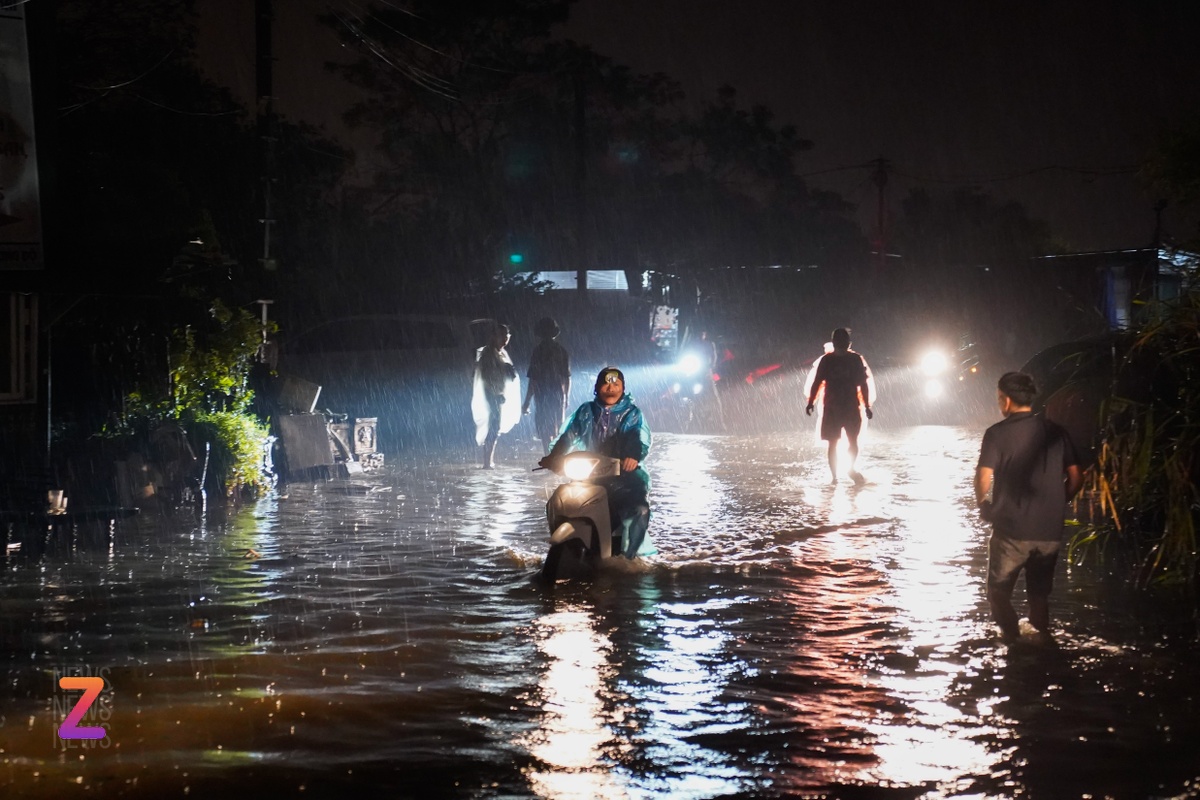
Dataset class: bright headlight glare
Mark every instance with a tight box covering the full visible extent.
[678,352,703,375]
[921,350,949,377]
[924,379,945,399]
[563,457,598,481]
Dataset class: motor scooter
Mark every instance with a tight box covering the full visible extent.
[536,451,623,583]
[659,371,718,433]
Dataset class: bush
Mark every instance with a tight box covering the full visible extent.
[102,299,276,500]
[1070,280,1200,589]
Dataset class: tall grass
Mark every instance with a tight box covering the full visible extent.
[1068,282,1200,590]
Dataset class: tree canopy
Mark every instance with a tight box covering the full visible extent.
[1141,116,1200,249]
[53,0,350,304]
[321,0,865,304]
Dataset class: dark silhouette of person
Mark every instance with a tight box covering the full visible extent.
[695,329,724,414]
[805,327,873,484]
[975,371,1082,643]
[522,317,571,455]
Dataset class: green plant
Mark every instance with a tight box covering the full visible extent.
[1068,281,1200,589]
[191,410,272,497]
[104,299,277,499]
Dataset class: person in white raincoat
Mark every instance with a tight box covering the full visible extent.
[472,323,521,468]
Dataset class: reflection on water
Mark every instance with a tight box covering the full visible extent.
[649,435,733,566]
[519,578,756,800]
[862,427,998,791]
[1,429,1198,798]
[617,580,754,800]
[521,605,620,799]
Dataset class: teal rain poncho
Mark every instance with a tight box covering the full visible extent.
[548,393,654,557]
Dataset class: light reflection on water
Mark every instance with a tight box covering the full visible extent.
[521,606,618,799]
[1,428,1198,798]
[850,426,996,790]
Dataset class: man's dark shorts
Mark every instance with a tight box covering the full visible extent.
[987,535,1060,598]
[820,404,862,441]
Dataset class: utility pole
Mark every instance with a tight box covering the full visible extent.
[1152,198,1167,250]
[256,0,278,278]
[870,156,890,270]
[255,0,278,363]
[573,68,588,300]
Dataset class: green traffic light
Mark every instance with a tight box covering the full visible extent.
[509,253,524,265]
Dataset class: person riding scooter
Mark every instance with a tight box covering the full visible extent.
[538,366,654,558]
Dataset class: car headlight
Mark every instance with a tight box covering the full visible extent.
[920,350,949,377]
[924,378,945,399]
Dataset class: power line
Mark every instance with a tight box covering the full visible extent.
[327,3,461,101]
[891,163,1138,185]
[801,160,1138,185]
[797,162,877,179]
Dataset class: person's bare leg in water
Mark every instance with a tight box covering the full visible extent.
[847,434,864,484]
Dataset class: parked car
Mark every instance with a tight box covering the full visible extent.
[277,314,487,454]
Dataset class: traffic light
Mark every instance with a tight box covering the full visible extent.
[503,232,534,274]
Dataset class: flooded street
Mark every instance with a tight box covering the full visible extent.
[2,424,1199,799]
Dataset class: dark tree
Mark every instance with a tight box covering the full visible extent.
[53,0,350,300]
[322,2,864,305]
[48,0,352,440]
[1142,116,1200,249]
[893,186,1057,270]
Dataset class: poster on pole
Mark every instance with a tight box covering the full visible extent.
[0,5,43,271]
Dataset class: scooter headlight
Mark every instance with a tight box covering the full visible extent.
[563,457,599,481]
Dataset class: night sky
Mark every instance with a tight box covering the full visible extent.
[199,0,1200,253]
[559,0,1200,252]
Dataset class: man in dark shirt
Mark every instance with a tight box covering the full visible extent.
[806,328,873,484]
[975,371,1083,643]
[522,317,571,454]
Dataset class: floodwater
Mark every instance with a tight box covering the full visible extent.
[2,424,1199,799]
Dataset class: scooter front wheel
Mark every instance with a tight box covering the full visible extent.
[541,539,588,584]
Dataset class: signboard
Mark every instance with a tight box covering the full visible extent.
[0,6,42,270]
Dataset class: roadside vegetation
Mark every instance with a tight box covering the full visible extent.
[99,299,275,500]
[1070,280,1200,591]
[1069,118,1200,592]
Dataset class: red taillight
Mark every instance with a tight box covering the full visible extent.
[745,363,782,385]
